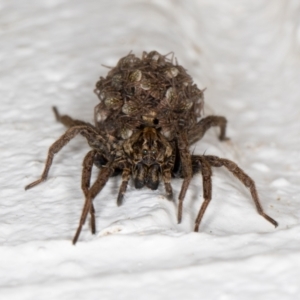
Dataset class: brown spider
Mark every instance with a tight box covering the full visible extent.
[25,51,278,244]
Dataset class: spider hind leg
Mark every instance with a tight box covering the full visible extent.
[191,154,278,232]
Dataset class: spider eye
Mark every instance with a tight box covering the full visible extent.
[142,149,148,155]
[151,150,156,155]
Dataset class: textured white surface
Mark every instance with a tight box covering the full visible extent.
[1,0,300,299]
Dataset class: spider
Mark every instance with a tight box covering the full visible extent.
[25,51,278,244]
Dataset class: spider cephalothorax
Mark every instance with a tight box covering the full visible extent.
[123,127,174,192]
[25,51,278,244]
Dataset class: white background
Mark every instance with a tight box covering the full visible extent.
[1,1,300,299]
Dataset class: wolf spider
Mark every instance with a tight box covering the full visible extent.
[25,106,278,244]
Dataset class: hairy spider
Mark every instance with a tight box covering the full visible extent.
[25,51,278,244]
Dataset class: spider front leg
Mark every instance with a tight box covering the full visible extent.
[73,164,113,244]
[117,167,131,206]
[162,158,175,200]
[191,155,278,231]
[177,132,193,224]
[25,125,102,190]
[81,150,97,234]
[187,115,228,145]
[175,115,228,221]
[162,168,173,200]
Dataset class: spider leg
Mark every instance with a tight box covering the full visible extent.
[117,167,131,206]
[162,163,173,200]
[193,157,213,231]
[73,165,113,245]
[162,169,173,200]
[199,155,278,228]
[187,116,228,145]
[81,150,97,234]
[177,133,193,223]
[25,125,104,190]
[53,106,93,128]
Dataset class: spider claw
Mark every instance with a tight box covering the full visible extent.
[24,179,45,190]
[72,228,81,245]
[52,106,60,121]
[177,213,182,224]
[117,194,123,206]
[220,136,230,141]
[165,192,173,201]
[263,214,278,228]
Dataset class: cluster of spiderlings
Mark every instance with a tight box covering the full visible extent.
[94,51,204,140]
